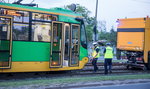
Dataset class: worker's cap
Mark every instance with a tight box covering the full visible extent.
[106,43,111,45]
[93,42,98,46]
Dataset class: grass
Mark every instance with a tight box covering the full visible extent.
[0,74,150,88]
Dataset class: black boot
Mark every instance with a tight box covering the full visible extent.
[109,70,112,74]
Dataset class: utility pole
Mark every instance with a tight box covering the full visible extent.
[94,0,98,42]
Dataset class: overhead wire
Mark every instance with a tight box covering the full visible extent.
[30,0,35,4]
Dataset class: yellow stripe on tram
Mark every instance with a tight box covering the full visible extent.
[0,5,82,18]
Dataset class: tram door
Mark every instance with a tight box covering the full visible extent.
[0,16,12,69]
[70,24,80,66]
[63,24,70,67]
[50,22,80,68]
[63,24,80,67]
[50,22,63,67]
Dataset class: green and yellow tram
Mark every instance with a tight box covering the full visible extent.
[0,2,88,73]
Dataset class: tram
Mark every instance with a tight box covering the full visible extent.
[0,2,88,73]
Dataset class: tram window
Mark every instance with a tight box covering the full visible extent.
[53,24,58,42]
[53,23,62,42]
[0,18,10,40]
[32,13,57,21]
[14,11,29,23]
[32,22,51,42]
[81,24,87,49]
[0,8,29,23]
[52,16,57,21]
[13,23,29,41]
[33,13,51,21]
[65,26,70,43]
[2,9,29,23]
[72,25,79,47]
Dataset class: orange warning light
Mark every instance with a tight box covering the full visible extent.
[52,62,58,65]
[53,43,57,46]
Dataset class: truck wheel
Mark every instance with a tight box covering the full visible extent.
[145,64,150,70]
[148,51,150,70]
[143,65,147,71]
[116,49,121,60]
[126,65,130,70]
[148,64,150,70]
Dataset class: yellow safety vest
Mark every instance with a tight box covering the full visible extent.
[104,46,113,58]
[92,47,100,58]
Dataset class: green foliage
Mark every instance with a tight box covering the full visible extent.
[86,24,93,41]
[65,4,117,43]
[99,30,108,40]
[99,26,117,46]
[109,26,117,45]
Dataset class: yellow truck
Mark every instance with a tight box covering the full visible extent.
[116,16,150,70]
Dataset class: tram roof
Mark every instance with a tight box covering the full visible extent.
[0,2,82,18]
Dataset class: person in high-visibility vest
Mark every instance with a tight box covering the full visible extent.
[91,42,100,72]
[103,43,113,74]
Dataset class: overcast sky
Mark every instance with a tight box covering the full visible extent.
[8,0,150,30]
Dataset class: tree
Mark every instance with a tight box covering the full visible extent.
[98,26,117,46]
[97,20,106,32]
[65,4,117,46]
[109,26,117,46]
[98,21,107,41]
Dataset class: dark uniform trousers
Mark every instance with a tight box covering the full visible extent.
[104,58,112,74]
[92,58,98,72]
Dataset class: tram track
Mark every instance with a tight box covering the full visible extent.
[73,62,150,76]
[83,66,127,71]
[85,62,126,66]
[0,62,149,81]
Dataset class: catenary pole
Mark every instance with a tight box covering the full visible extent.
[94,0,98,41]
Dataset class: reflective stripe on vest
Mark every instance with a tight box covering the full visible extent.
[92,47,100,58]
[104,46,113,58]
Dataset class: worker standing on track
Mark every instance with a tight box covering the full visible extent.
[104,43,113,74]
[91,42,100,73]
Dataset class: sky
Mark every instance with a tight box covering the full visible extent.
[6,0,150,31]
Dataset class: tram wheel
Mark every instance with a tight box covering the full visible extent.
[145,64,150,70]
[126,65,131,70]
